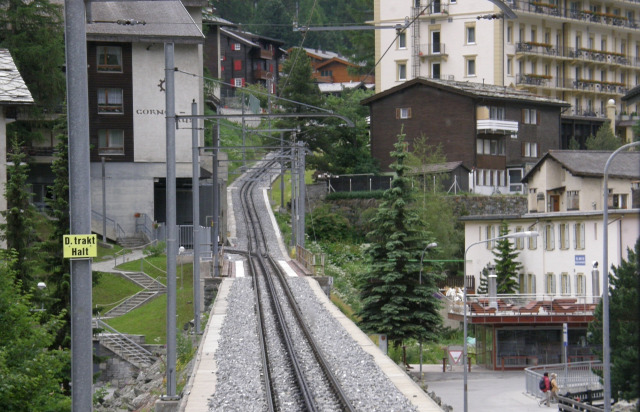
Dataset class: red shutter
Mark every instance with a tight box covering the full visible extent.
[241,78,246,87]
[234,60,242,71]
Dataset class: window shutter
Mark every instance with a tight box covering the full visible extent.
[407,107,412,118]
[396,108,400,119]
[521,109,525,123]
[241,78,245,87]
[550,226,555,250]
[536,110,541,125]
[545,274,549,294]
[521,142,525,156]
[532,274,536,293]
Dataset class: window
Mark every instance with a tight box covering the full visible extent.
[575,273,586,296]
[567,190,579,210]
[560,273,571,295]
[528,230,538,250]
[397,62,407,81]
[507,57,513,76]
[559,223,570,250]
[398,32,407,49]
[320,70,333,77]
[544,223,555,251]
[97,46,122,72]
[515,226,524,250]
[610,193,628,209]
[574,223,585,250]
[233,59,242,71]
[528,273,537,294]
[507,24,513,44]
[523,142,538,157]
[477,138,505,155]
[466,58,476,76]
[545,273,556,294]
[509,169,523,192]
[98,129,124,155]
[490,106,505,120]
[233,78,245,87]
[232,42,241,51]
[486,225,496,248]
[97,88,123,114]
[523,108,538,124]
[466,26,476,44]
[396,107,412,119]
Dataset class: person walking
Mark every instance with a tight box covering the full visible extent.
[538,372,551,407]
[550,373,559,404]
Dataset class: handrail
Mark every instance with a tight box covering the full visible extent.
[135,212,156,242]
[94,318,154,357]
[92,210,126,239]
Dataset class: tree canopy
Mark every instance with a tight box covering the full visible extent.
[492,221,523,294]
[588,238,639,401]
[357,133,442,346]
[585,122,624,150]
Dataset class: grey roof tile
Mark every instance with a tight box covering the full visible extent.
[0,49,34,105]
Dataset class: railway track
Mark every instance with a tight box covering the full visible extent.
[238,157,356,412]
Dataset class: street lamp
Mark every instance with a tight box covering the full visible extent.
[178,246,185,289]
[462,230,538,412]
[37,281,47,311]
[601,141,640,412]
[419,242,438,379]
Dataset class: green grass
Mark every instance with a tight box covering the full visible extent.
[95,242,125,262]
[269,169,314,208]
[92,254,195,344]
[93,273,143,314]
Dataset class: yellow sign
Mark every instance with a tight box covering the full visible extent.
[63,235,98,259]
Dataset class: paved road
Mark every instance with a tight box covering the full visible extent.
[410,364,547,412]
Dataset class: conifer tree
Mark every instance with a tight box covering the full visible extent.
[491,221,522,294]
[0,138,39,292]
[357,133,442,347]
[589,238,639,401]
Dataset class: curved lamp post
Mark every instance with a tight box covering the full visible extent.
[463,230,539,412]
[602,141,640,412]
[419,242,438,379]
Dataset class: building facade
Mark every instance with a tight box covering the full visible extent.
[361,77,568,194]
[372,0,640,146]
[456,150,640,369]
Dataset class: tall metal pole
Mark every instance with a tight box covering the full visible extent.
[602,141,640,412]
[212,121,219,277]
[65,0,92,409]
[101,156,107,243]
[280,132,284,210]
[297,141,306,247]
[191,101,201,334]
[164,42,178,399]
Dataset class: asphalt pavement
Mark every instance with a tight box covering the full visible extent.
[409,364,547,412]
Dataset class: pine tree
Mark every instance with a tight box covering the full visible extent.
[476,265,489,294]
[0,138,39,292]
[0,249,71,411]
[491,221,522,294]
[43,124,71,349]
[588,238,639,401]
[584,121,623,150]
[357,133,442,347]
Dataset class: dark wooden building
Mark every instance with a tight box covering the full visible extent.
[361,78,570,195]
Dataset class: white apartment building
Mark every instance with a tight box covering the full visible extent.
[372,0,640,143]
[462,150,640,300]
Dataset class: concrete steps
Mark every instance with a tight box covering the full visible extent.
[104,290,160,318]
[118,236,147,248]
[98,332,154,368]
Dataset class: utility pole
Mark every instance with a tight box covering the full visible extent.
[64,0,93,410]
[191,101,201,334]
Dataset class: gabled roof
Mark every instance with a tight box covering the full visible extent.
[622,84,640,105]
[521,150,640,183]
[409,161,471,175]
[86,0,204,44]
[300,47,345,61]
[315,57,358,70]
[222,28,285,47]
[360,77,570,107]
[0,49,33,105]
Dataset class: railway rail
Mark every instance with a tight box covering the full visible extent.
[238,157,356,412]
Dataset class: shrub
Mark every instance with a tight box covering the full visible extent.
[307,205,351,242]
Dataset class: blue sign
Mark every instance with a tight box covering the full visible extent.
[575,255,586,266]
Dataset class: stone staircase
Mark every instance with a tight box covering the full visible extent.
[103,271,166,318]
[94,320,155,368]
[118,235,148,249]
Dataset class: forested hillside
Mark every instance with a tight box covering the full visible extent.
[211,0,374,72]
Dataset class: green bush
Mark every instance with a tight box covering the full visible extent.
[307,205,351,242]
[143,241,165,257]
[325,190,385,200]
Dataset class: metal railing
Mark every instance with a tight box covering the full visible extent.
[92,210,126,240]
[450,294,599,316]
[524,361,603,399]
[94,318,154,358]
[295,245,325,276]
[134,212,156,242]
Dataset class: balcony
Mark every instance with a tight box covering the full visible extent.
[254,68,271,80]
[418,43,447,59]
[259,48,274,60]
[515,74,628,96]
[477,119,519,135]
[509,1,640,30]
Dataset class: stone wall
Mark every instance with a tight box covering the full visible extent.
[448,194,528,217]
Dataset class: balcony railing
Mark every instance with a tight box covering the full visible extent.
[259,48,274,60]
[419,43,446,57]
[477,119,519,134]
[508,1,640,30]
[449,294,599,317]
[516,74,629,96]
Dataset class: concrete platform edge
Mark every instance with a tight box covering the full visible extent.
[180,278,233,412]
[304,277,444,412]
